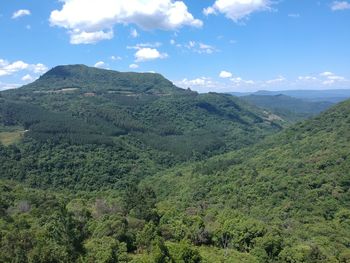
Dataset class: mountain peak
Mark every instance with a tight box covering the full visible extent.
[24,64,185,95]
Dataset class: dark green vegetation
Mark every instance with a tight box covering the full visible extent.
[240,94,333,123]
[1,65,349,262]
[0,65,279,190]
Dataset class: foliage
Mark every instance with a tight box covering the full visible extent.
[0,65,349,262]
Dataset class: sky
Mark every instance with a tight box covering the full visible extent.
[0,0,350,93]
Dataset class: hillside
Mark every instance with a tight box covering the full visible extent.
[21,64,183,95]
[1,98,349,262]
[144,99,350,262]
[240,94,333,122]
[0,65,280,190]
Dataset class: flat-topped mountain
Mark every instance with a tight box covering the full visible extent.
[0,65,281,190]
[21,64,186,95]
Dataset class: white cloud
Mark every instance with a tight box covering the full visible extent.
[319,71,346,85]
[175,77,219,92]
[175,75,254,93]
[219,70,232,78]
[94,61,107,68]
[22,74,34,82]
[170,39,176,45]
[204,0,272,22]
[130,28,139,38]
[12,9,31,19]
[331,1,350,10]
[320,71,334,77]
[0,82,21,91]
[0,59,47,77]
[31,63,48,74]
[110,55,122,61]
[298,76,317,81]
[175,71,350,93]
[198,43,217,54]
[127,42,162,50]
[266,76,286,84]
[129,63,139,69]
[203,6,216,16]
[182,41,218,54]
[70,30,114,45]
[0,61,29,76]
[50,0,202,44]
[231,77,255,85]
[135,48,168,62]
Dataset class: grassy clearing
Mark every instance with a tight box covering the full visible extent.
[0,130,25,145]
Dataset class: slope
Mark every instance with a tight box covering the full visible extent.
[145,99,350,262]
[0,65,281,190]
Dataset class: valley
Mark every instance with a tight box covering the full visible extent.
[0,66,349,262]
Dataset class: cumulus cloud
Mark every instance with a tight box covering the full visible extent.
[319,71,346,85]
[178,41,218,54]
[175,75,254,93]
[219,70,233,78]
[175,77,219,92]
[0,59,47,77]
[265,76,286,84]
[12,9,31,19]
[0,82,21,91]
[297,76,317,81]
[135,48,168,62]
[230,77,255,85]
[50,0,202,44]
[129,64,139,69]
[22,74,35,82]
[130,28,139,38]
[127,42,162,50]
[94,61,107,68]
[331,1,350,10]
[70,30,114,45]
[175,71,349,93]
[32,63,48,74]
[110,55,122,61]
[203,0,272,22]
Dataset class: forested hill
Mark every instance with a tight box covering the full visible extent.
[145,99,350,262]
[240,94,334,123]
[0,65,281,190]
[0,98,349,262]
[19,64,185,95]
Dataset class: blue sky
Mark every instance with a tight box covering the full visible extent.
[0,0,350,92]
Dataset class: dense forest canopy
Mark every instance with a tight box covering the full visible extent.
[0,65,349,262]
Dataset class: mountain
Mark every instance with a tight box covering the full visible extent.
[0,65,280,190]
[21,64,184,95]
[145,99,350,262]
[0,65,349,262]
[240,94,334,122]
[229,89,350,103]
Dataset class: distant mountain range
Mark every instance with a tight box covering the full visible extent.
[240,94,334,123]
[229,89,350,103]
